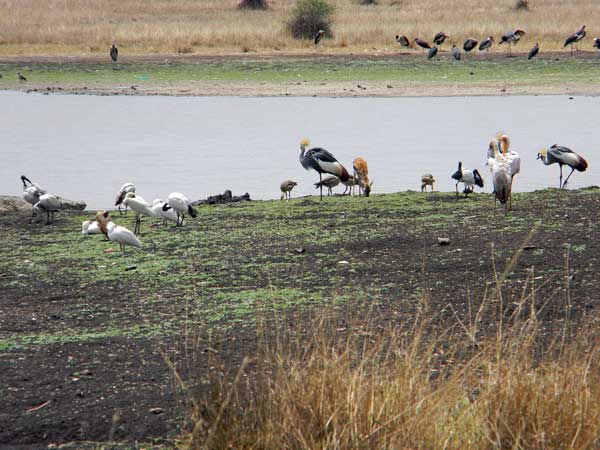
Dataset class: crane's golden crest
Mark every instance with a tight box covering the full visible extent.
[538,148,547,156]
[299,138,310,147]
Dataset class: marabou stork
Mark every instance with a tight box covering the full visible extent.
[463,38,478,54]
[451,162,484,198]
[564,25,586,55]
[110,44,118,62]
[528,42,540,60]
[499,29,526,56]
[427,46,438,59]
[414,38,432,50]
[396,34,410,48]
[299,139,350,200]
[280,180,298,200]
[479,36,494,52]
[537,145,588,189]
[433,32,449,46]
[314,30,325,46]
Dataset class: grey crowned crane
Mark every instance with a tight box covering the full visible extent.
[299,139,350,200]
[479,36,494,52]
[451,162,484,198]
[528,42,540,60]
[395,34,410,48]
[110,44,118,62]
[21,175,47,216]
[537,145,588,189]
[433,32,449,46]
[314,30,325,46]
[427,46,438,59]
[593,37,600,50]
[451,45,461,61]
[499,29,526,56]
[564,25,586,55]
[463,38,478,54]
[314,176,340,196]
[280,180,298,200]
[414,38,432,50]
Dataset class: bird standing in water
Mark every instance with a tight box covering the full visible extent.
[537,145,588,189]
[299,139,350,200]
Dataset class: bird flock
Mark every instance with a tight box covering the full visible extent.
[20,135,588,255]
[394,25,598,60]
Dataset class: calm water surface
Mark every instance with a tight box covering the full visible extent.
[1,92,598,209]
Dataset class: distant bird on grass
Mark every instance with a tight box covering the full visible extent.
[21,175,47,216]
[96,211,142,256]
[479,36,494,52]
[110,44,118,62]
[528,42,540,60]
[314,176,340,196]
[151,199,178,225]
[433,32,449,46]
[451,162,484,198]
[314,30,325,46]
[353,157,372,197]
[593,37,600,50]
[452,45,461,60]
[537,145,588,189]
[162,192,197,227]
[395,34,410,48]
[491,134,521,211]
[280,180,298,200]
[115,182,136,214]
[487,144,512,213]
[122,192,155,235]
[81,220,102,236]
[341,175,358,195]
[421,174,435,192]
[299,138,350,200]
[463,38,478,54]
[33,194,61,225]
[564,25,586,55]
[414,38,432,50]
[427,46,438,59]
[499,29,526,56]
[17,72,27,82]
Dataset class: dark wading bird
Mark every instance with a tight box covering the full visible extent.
[537,145,588,189]
[451,162,484,198]
[299,138,350,200]
[414,38,432,50]
[593,37,600,50]
[314,30,325,46]
[479,36,494,52]
[21,175,47,217]
[452,44,461,60]
[110,43,118,62]
[395,34,410,48]
[528,42,540,60]
[17,72,27,82]
[463,38,478,54]
[433,32,449,46]
[427,46,438,59]
[564,25,586,55]
[499,29,526,56]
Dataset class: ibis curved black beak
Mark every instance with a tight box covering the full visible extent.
[21,175,31,188]
[162,203,172,211]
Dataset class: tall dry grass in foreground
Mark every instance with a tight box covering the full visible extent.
[1,0,600,55]
[169,233,600,449]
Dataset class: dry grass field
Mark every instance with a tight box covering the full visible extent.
[1,0,599,56]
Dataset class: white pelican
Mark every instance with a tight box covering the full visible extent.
[114,182,136,214]
[21,175,47,215]
[96,211,142,256]
[537,145,588,189]
[451,162,484,197]
[151,199,178,225]
[33,194,61,224]
[497,134,521,210]
[487,145,512,213]
[81,220,102,235]
[122,192,155,235]
[162,192,197,227]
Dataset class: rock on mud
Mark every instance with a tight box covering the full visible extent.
[193,190,251,206]
[0,195,86,213]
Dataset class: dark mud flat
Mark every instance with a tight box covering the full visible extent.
[1,189,599,448]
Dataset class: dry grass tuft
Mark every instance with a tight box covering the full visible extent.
[514,0,530,11]
[237,0,269,10]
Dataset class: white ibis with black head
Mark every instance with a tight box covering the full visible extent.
[299,138,350,200]
[115,182,136,214]
[414,38,432,50]
[162,192,198,227]
[451,162,484,198]
[21,175,47,216]
[152,199,179,225]
[537,145,588,189]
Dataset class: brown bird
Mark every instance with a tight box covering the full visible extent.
[528,42,539,60]
[479,36,494,52]
[451,44,461,60]
[433,32,449,46]
[414,38,432,50]
[395,34,410,48]
[593,37,600,50]
[314,30,325,46]
[564,25,586,55]
[110,44,118,62]
[17,72,27,82]
[463,38,478,53]
[314,175,340,196]
[280,180,298,200]
[499,29,526,56]
[421,174,435,192]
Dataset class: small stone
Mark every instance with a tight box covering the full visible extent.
[338,260,349,265]
[149,407,164,415]
[295,248,306,254]
[124,265,137,271]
